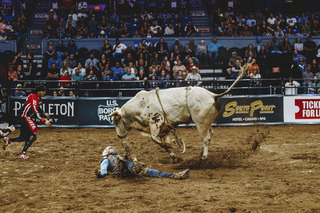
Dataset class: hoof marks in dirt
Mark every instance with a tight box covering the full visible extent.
[176,148,251,170]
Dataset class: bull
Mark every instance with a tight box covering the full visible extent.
[110,64,250,161]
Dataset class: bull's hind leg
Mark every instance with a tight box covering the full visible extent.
[193,120,214,159]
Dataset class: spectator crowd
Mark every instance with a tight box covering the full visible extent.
[4,0,320,97]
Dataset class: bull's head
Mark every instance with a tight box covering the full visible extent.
[109,108,131,138]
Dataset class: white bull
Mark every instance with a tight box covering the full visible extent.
[110,64,250,161]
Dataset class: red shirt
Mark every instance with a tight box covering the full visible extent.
[60,76,71,87]
[22,93,43,121]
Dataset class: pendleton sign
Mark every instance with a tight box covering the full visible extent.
[216,96,283,124]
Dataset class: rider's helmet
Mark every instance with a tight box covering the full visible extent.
[102,146,118,159]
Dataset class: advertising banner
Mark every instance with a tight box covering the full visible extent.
[0,98,7,121]
[216,96,283,124]
[284,96,320,123]
[77,97,130,126]
[9,97,78,126]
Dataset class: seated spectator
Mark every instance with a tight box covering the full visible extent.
[310,58,320,75]
[257,45,269,76]
[88,15,98,32]
[175,22,185,37]
[136,67,148,88]
[302,65,314,93]
[159,70,169,88]
[181,45,195,61]
[249,67,262,94]
[101,39,113,60]
[164,23,175,37]
[186,57,199,73]
[67,39,78,56]
[244,51,254,63]
[16,64,27,88]
[308,76,319,94]
[247,58,260,76]
[267,13,276,26]
[84,70,98,88]
[286,15,297,28]
[155,38,169,60]
[175,70,186,87]
[297,56,308,73]
[86,61,98,76]
[293,50,305,63]
[71,67,84,82]
[122,68,136,88]
[304,35,317,64]
[185,66,201,86]
[245,44,257,58]
[25,53,38,80]
[196,40,208,65]
[85,52,99,69]
[184,21,198,37]
[8,64,18,87]
[111,61,125,81]
[120,27,130,38]
[55,39,67,59]
[44,40,56,62]
[172,60,187,78]
[148,62,160,78]
[13,84,26,97]
[60,61,71,76]
[230,60,242,79]
[59,71,71,88]
[124,62,137,76]
[268,37,282,54]
[240,25,253,37]
[150,20,161,35]
[170,45,181,64]
[101,63,112,81]
[46,62,60,79]
[208,37,227,63]
[170,39,184,52]
[48,53,63,69]
[285,77,300,95]
[294,37,304,54]
[67,54,77,69]
[132,30,141,38]
[187,38,197,55]
[72,62,86,76]
[227,51,243,76]
[112,38,127,60]
[281,37,292,54]
[65,16,77,37]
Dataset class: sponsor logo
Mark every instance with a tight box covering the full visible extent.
[97,100,119,123]
[223,100,276,117]
[295,99,320,119]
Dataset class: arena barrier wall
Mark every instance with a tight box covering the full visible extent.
[284,96,320,124]
[9,95,287,128]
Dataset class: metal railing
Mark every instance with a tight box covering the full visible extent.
[4,78,313,97]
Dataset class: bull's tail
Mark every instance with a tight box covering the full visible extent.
[213,63,251,99]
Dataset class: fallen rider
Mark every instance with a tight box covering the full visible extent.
[94,142,190,180]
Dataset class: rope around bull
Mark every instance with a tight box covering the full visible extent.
[155,87,187,153]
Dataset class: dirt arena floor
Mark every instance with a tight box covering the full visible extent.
[1,124,320,212]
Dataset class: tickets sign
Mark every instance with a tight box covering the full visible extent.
[284,96,320,123]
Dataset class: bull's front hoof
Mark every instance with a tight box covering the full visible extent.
[201,155,208,160]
